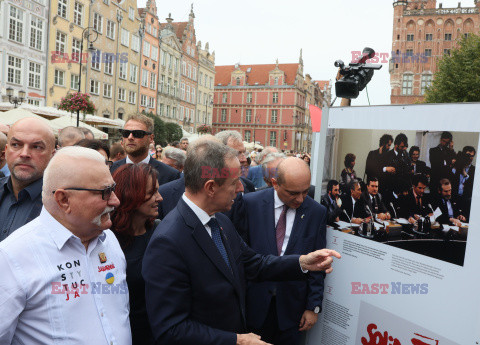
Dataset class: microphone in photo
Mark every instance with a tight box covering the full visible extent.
[390,202,398,219]
[343,209,353,228]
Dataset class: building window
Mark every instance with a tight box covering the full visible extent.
[247,92,252,103]
[91,50,100,70]
[89,79,99,94]
[130,64,138,83]
[140,94,147,107]
[424,49,432,57]
[186,85,190,102]
[420,74,432,95]
[150,73,156,90]
[71,74,79,90]
[180,83,185,100]
[73,2,83,26]
[118,88,126,101]
[159,75,164,93]
[245,130,251,142]
[7,56,22,84]
[221,109,227,121]
[167,78,171,94]
[131,35,140,52]
[30,16,43,50]
[71,38,81,62]
[445,33,452,41]
[129,6,134,20]
[166,105,171,118]
[425,33,433,41]
[192,67,196,80]
[246,109,252,122]
[405,49,413,57]
[28,62,41,89]
[271,110,278,124]
[173,81,177,97]
[104,54,113,75]
[103,83,112,98]
[55,31,66,54]
[444,49,451,55]
[151,46,158,61]
[141,69,148,87]
[121,28,129,47]
[148,97,155,109]
[106,20,115,39]
[128,91,136,104]
[274,77,278,85]
[401,74,413,95]
[269,131,277,147]
[143,40,150,57]
[159,104,164,116]
[93,13,103,34]
[54,69,65,86]
[222,93,227,103]
[57,0,67,19]
[118,61,127,79]
[464,33,470,39]
[272,92,278,103]
[27,99,40,106]
[406,34,414,41]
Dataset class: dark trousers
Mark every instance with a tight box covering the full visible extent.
[253,297,301,345]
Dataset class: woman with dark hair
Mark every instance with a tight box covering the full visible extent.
[340,153,357,193]
[111,163,162,345]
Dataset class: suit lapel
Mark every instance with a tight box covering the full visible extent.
[285,202,309,255]
[264,190,277,255]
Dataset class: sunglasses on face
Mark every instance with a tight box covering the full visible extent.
[53,183,117,200]
[120,129,152,138]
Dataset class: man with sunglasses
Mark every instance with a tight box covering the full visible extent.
[0,146,131,345]
[111,114,180,186]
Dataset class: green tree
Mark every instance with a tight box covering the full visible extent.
[164,122,183,144]
[145,112,167,145]
[425,34,480,103]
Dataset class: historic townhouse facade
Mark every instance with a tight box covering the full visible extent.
[196,41,215,127]
[138,0,159,115]
[0,0,49,106]
[158,14,182,125]
[390,0,480,104]
[46,0,89,107]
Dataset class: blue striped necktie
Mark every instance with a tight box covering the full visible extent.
[208,218,231,269]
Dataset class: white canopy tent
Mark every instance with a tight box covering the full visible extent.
[49,116,108,140]
[0,108,53,126]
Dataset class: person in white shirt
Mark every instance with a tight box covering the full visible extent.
[0,146,131,345]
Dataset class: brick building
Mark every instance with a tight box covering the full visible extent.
[390,0,480,104]
[213,54,330,152]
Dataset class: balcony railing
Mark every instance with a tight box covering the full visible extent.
[404,7,478,16]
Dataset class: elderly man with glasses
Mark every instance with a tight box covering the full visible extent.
[111,114,180,186]
[0,146,132,345]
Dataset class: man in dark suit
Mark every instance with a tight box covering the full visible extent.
[398,174,433,223]
[241,158,327,345]
[383,133,411,196]
[157,175,185,219]
[142,141,341,345]
[320,180,342,226]
[110,114,180,186]
[365,134,394,185]
[340,180,368,224]
[409,146,427,176]
[362,177,391,220]
[429,131,454,190]
[432,178,466,226]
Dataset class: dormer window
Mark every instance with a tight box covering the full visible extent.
[236,77,240,86]
[274,77,278,85]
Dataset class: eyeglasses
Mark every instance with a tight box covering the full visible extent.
[119,129,152,138]
[53,183,116,200]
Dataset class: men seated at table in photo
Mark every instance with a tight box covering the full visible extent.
[321,180,343,226]
[339,180,369,224]
[362,177,391,221]
[432,178,467,227]
[397,174,433,224]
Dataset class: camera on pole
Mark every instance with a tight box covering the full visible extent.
[334,47,382,99]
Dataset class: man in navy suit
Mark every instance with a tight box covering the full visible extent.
[241,157,327,345]
[142,141,340,345]
[110,114,180,186]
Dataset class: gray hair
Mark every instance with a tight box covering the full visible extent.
[184,141,238,193]
[0,132,7,151]
[257,146,279,163]
[163,147,186,168]
[58,126,85,147]
[262,153,286,179]
[42,146,105,201]
[215,130,242,146]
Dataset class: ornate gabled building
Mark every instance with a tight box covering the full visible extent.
[213,52,329,152]
[390,0,480,104]
[138,0,159,115]
[1,0,49,106]
[196,41,215,127]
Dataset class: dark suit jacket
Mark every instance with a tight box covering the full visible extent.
[157,176,185,220]
[362,192,388,216]
[451,165,475,199]
[429,145,455,188]
[383,149,411,192]
[397,190,432,219]
[432,196,464,224]
[111,157,180,186]
[365,148,388,181]
[339,194,368,222]
[240,176,256,193]
[411,160,427,176]
[142,198,306,345]
[320,193,342,226]
[241,188,326,331]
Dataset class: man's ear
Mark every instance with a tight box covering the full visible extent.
[271,178,279,190]
[54,190,72,214]
[204,179,216,198]
[149,134,154,144]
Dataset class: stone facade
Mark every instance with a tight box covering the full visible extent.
[390,0,480,104]
[0,0,49,106]
[196,41,215,127]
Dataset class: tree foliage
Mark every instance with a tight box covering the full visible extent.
[164,122,183,143]
[425,33,480,103]
[143,112,183,145]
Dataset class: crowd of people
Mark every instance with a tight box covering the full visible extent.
[0,114,340,345]
[321,132,476,229]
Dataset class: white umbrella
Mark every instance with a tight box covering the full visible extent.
[49,116,108,140]
[0,108,51,126]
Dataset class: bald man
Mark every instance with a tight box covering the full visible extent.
[0,132,9,178]
[241,157,328,345]
[0,146,131,345]
[58,126,85,148]
[0,118,56,241]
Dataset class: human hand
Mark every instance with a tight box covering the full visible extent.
[299,249,341,274]
[458,215,466,222]
[299,310,318,332]
[408,217,416,224]
[352,218,363,224]
[450,218,462,227]
[385,167,396,173]
[237,333,271,345]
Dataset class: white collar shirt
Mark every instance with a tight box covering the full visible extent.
[273,190,296,256]
[126,154,150,165]
[182,194,214,237]
[0,207,131,345]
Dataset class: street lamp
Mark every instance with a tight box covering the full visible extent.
[5,87,26,108]
[76,26,98,127]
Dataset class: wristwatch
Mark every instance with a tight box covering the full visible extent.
[312,306,320,314]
